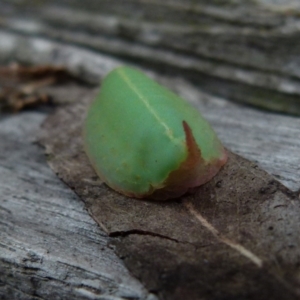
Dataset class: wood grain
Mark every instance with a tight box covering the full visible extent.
[0,2,300,298]
[0,111,155,300]
[1,0,300,114]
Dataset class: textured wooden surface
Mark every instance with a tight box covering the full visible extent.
[1,0,300,114]
[0,111,156,300]
[0,1,300,299]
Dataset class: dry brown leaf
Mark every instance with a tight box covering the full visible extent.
[0,63,78,112]
[39,90,300,300]
[0,63,70,83]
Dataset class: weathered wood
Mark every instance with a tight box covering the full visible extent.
[0,2,300,298]
[0,111,155,300]
[1,0,300,114]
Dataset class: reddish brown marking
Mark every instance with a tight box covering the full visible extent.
[146,121,227,200]
[182,120,203,170]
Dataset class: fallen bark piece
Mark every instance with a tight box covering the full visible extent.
[39,90,300,300]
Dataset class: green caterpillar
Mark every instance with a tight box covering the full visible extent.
[84,66,227,200]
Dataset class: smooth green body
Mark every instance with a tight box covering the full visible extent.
[84,66,226,199]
